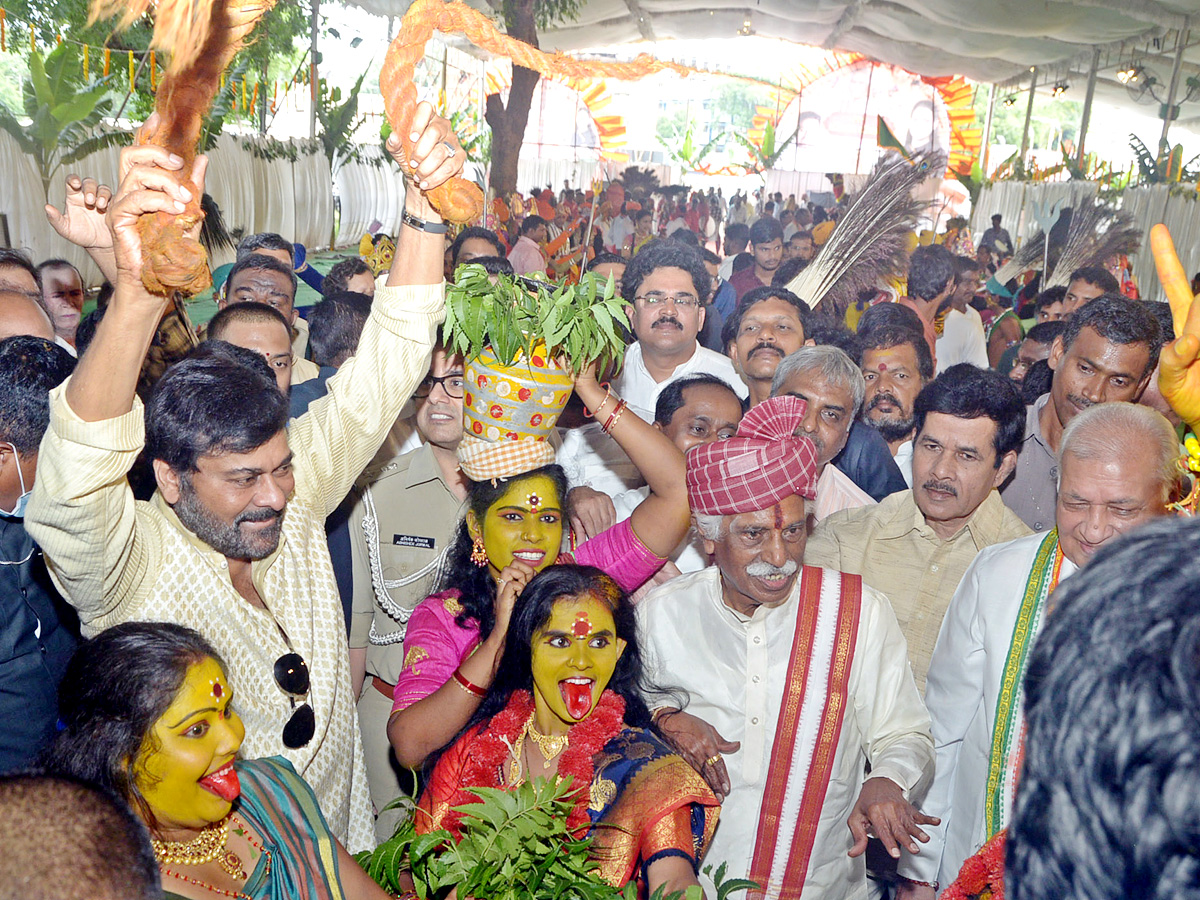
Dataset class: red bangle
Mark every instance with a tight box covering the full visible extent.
[583,383,612,418]
[603,398,627,433]
[898,877,939,890]
[452,668,487,698]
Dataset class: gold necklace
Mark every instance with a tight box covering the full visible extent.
[152,814,245,878]
[525,713,569,762]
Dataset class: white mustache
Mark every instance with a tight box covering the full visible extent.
[745,559,799,578]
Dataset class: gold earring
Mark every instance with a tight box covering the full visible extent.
[470,536,488,567]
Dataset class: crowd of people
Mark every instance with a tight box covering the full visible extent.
[2,101,1200,900]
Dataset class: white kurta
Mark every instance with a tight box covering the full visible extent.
[896,532,1077,889]
[612,485,709,573]
[638,567,933,899]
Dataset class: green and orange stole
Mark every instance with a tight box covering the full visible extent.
[983,529,1064,840]
[747,567,863,900]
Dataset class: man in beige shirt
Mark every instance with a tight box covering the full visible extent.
[805,364,1030,690]
[25,108,464,851]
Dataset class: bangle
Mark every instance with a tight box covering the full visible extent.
[402,209,448,234]
[602,398,627,433]
[651,707,678,726]
[898,878,939,890]
[451,668,487,698]
[583,383,612,418]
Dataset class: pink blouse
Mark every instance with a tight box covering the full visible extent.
[391,518,663,712]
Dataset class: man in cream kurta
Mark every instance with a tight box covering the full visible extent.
[896,402,1177,898]
[26,118,463,852]
[637,394,934,900]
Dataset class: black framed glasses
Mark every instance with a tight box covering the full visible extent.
[274,652,315,749]
[414,373,466,399]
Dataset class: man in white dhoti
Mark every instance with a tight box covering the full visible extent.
[896,402,1179,898]
[638,394,936,900]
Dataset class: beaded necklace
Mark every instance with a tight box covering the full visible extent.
[158,815,271,899]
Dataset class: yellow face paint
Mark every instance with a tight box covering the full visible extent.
[135,657,246,832]
[531,596,626,733]
[473,474,563,576]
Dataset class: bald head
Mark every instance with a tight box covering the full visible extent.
[0,291,55,342]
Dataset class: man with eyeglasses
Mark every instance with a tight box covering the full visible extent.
[346,345,468,841]
[559,240,746,502]
[25,107,464,852]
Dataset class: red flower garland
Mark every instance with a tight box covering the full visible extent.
[942,829,1006,900]
[439,689,626,838]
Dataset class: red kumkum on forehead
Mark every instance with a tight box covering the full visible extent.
[773,503,783,530]
[572,612,592,638]
[877,362,888,371]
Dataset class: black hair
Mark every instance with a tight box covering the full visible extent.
[235,232,291,261]
[912,363,1025,466]
[1067,265,1120,295]
[670,230,700,249]
[1141,299,1175,345]
[730,252,754,274]
[446,564,655,772]
[587,252,626,271]
[621,239,711,306]
[520,215,548,236]
[0,336,75,455]
[859,324,934,382]
[991,213,1002,223]
[724,223,750,248]
[653,373,744,426]
[1024,320,1066,346]
[0,248,41,293]
[466,255,516,278]
[437,465,573,641]
[450,226,507,269]
[722,285,811,348]
[42,623,223,836]
[224,253,298,306]
[699,248,721,267]
[908,244,956,301]
[856,300,926,338]
[0,773,163,900]
[1034,285,1067,312]
[145,340,289,474]
[1008,516,1200,900]
[322,257,373,297]
[1061,293,1161,377]
[749,216,784,246]
[35,257,82,282]
[952,254,982,278]
[205,300,290,344]
[771,257,809,286]
[634,208,653,223]
[307,291,372,368]
[1021,359,1053,403]
[806,315,863,365]
[789,229,813,244]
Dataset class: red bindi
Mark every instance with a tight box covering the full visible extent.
[572,612,592,638]
[212,682,223,699]
[877,362,888,371]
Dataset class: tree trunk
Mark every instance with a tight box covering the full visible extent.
[483,0,539,195]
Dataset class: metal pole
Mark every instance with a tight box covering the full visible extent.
[980,84,997,174]
[1077,48,1100,166]
[1019,67,1038,165]
[309,0,319,139]
[1158,27,1190,152]
[853,62,876,173]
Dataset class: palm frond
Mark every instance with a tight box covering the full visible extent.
[1045,196,1141,288]
[785,151,942,315]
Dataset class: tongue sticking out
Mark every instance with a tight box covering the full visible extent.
[199,763,241,803]
[560,680,594,720]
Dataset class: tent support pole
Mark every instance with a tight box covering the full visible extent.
[981,85,997,174]
[1019,67,1037,165]
[1158,27,1190,152]
[1076,48,1099,166]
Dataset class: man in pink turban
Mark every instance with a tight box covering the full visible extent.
[636,395,937,900]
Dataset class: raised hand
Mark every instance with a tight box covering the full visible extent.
[1152,224,1200,429]
[385,100,467,194]
[45,175,114,262]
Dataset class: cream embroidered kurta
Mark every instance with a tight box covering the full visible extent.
[637,567,933,899]
[896,532,1077,889]
[26,283,444,853]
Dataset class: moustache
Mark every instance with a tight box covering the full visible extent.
[236,508,283,526]
[921,480,958,498]
[652,316,683,330]
[749,342,783,359]
[867,391,902,412]
[745,559,800,578]
[1067,393,1096,411]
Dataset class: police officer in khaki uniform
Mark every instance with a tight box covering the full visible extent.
[347,346,467,840]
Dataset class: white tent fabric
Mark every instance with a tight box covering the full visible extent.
[0,129,333,287]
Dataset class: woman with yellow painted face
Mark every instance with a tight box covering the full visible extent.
[44,623,392,900]
[417,565,719,898]
[387,366,691,770]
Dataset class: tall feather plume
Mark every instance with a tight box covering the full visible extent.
[1045,196,1141,288]
[785,151,941,316]
[992,231,1048,285]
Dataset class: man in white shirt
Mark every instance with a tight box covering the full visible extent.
[896,402,1178,898]
[557,241,746,497]
[770,345,875,522]
[859,326,934,486]
[640,394,935,899]
[934,257,988,374]
[718,223,750,282]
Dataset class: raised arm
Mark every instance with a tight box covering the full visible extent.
[572,373,690,559]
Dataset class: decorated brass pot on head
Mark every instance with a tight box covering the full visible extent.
[444,266,629,481]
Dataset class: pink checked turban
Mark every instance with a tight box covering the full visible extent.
[686,394,819,515]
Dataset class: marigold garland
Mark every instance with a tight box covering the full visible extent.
[942,829,1006,900]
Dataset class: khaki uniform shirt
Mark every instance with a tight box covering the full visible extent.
[804,489,1031,692]
[348,443,465,685]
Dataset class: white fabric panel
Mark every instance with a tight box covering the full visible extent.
[335,146,406,246]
